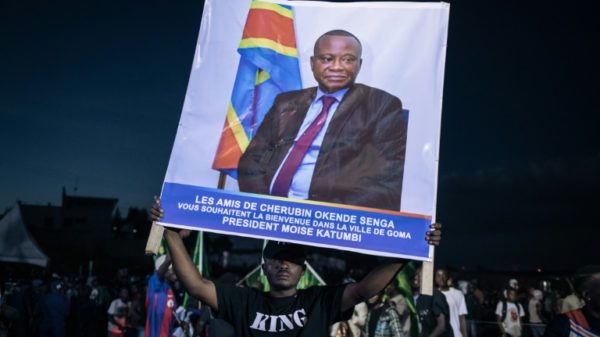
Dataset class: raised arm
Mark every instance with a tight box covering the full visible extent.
[151,199,218,310]
[341,260,405,312]
[341,223,442,312]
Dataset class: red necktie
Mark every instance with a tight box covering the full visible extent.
[271,95,336,197]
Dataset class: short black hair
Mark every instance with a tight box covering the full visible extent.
[314,29,362,55]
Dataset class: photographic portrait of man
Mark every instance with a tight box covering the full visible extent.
[237,30,407,211]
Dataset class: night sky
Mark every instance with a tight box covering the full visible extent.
[1,0,598,271]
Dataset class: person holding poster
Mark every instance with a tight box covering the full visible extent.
[237,30,407,211]
[151,200,441,337]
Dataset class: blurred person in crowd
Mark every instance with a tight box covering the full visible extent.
[436,269,468,337]
[540,280,558,319]
[191,307,211,337]
[495,287,525,337]
[88,277,111,337]
[470,280,485,306]
[382,282,411,335]
[459,281,482,337]
[115,269,130,291]
[414,267,452,337]
[549,290,564,319]
[30,281,49,337]
[145,251,181,337]
[64,277,79,337]
[1,284,20,337]
[364,290,406,337]
[503,279,524,301]
[65,277,79,301]
[168,296,210,337]
[330,265,370,336]
[528,289,546,337]
[389,292,411,336]
[560,277,585,314]
[107,287,131,337]
[171,306,190,337]
[471,279,493,322]
[174,309,209,337]
[185,299,212,337]
[151,199,441,337]
[505,279,528,304]
[543,266,600,337]
[2,280,30,337]
[331,320,352,337]
[71,280,99,337]
[36,279,70,337]
[330,301,368,337]
[128,285,146,337]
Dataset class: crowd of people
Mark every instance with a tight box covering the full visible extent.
[0,260,215,337]
[1,259,598,337]
[331,266,600,337]
[0,268,147,337]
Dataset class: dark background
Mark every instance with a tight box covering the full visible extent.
[1,0,598,271]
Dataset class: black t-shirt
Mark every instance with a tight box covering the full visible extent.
[415,290,453,337]
[543,310,600,337]
[208,318,235,337]
[215,283,351,336]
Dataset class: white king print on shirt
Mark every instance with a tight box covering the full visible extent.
[250,308,307,332]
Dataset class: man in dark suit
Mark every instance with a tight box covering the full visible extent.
[237,29,407,211]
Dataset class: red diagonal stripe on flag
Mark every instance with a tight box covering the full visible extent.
[242,9,297,48]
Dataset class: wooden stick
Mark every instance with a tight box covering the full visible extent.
[420,248,435,295]
[145,222,164,255]
[145,173,228,255]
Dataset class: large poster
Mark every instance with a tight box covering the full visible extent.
[158,0,450,260]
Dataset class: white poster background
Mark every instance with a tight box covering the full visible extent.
[164,0,449,221]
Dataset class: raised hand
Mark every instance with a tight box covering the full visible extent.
[425,222,442,246]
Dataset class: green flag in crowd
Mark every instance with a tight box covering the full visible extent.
[396,261,420,337]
